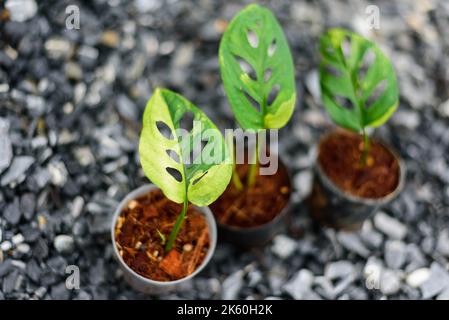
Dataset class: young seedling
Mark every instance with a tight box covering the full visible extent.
[319,28,399,166]
[219,4,296,188]
[139,88,232,252]
[156,229,166,246]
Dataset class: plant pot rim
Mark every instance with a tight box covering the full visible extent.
[214,153,293,232]
[316,130,406,206]
[111,183,217,287]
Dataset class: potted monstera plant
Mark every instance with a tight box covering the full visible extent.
[111,88,232,293]
[210,4,296,246]
[308,28,406,230]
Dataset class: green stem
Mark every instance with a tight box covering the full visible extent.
[165,197,188,252]
[246,89,266,189]
[360,128,370,168]
[337,39,371,167]
[231,143,243,191]
[246,140,259,188]
[232,167,244,191]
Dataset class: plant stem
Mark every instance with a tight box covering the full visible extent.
[165,197,188,252]
[231,142,243,191]
[246,140,259,188]
[360,128,370,168]
[232,167,244,191]
[246,90,266,189]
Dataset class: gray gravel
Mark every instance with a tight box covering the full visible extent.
[1,0,449,300]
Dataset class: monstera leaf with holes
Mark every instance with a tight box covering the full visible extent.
[219,4,296,130]
[319,28,399,132]
[139,88,232,207]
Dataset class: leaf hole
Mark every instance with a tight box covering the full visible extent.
[242,89,260,112]
[247,29,259,48]
[166,167,182,182]
[358,48,376,81]
[341,35,352,60]
[201,139,209,152]
[334,95,354,110]
[324,65,342,77]
[166,149,180,163]
[236,57,257,81]
[156,121,173,140]
[267,84,281,106]
[179,111,195,132]
[192,171,208,186]
[203,139,215,158]
[365,80,387,108]
[263,68,273,82]
[192,139,208,162]
[268,39,277,57]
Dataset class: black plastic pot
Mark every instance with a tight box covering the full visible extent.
[307,135,406,231]
[213,156,293,248]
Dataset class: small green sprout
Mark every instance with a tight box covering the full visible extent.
[156,229,166,246]
[219,4,296,188]
[139,88,232,252]
[319,28,399,166]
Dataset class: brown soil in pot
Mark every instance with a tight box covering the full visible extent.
[210,160,291,228]
[318,130,400,198]
[114,189,210,282]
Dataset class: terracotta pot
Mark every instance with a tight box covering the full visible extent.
[111,184,217,294]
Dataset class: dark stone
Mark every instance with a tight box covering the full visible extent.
[50,283,70,300]
[21,226,41,242]
[89,259,106,285]
[3,21,28,44]
[39,269,58,287]
[74,290,92,300]
[47,256,67,275]
[1,156,35,187]
[4,198,21,225]
[89,215,111,235]
[116,94,138,121]
[26,259,42,283]
[72,220,88,237]
[90,286,108,300]
[33,238,49,260]
[0,259,14,277]
[20,193,36,220]
[0,52,14,70]
[2,270,19,294]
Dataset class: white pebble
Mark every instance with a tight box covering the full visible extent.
[380,269,401,295]
[271,235,297,259]
[5,0,37,22]
[71,196,85,218]
[54,235,75,254]
[16,243,31,254]
[293,170,313,200]
[406,268,430,288]
[1,241,12,251]
[11,259,26,269]
[373,211,407,240]
[11,233,24,245]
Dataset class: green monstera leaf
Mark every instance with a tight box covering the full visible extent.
[319,28,399,132]
[219,4,296,130]
[139,88,232,207]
